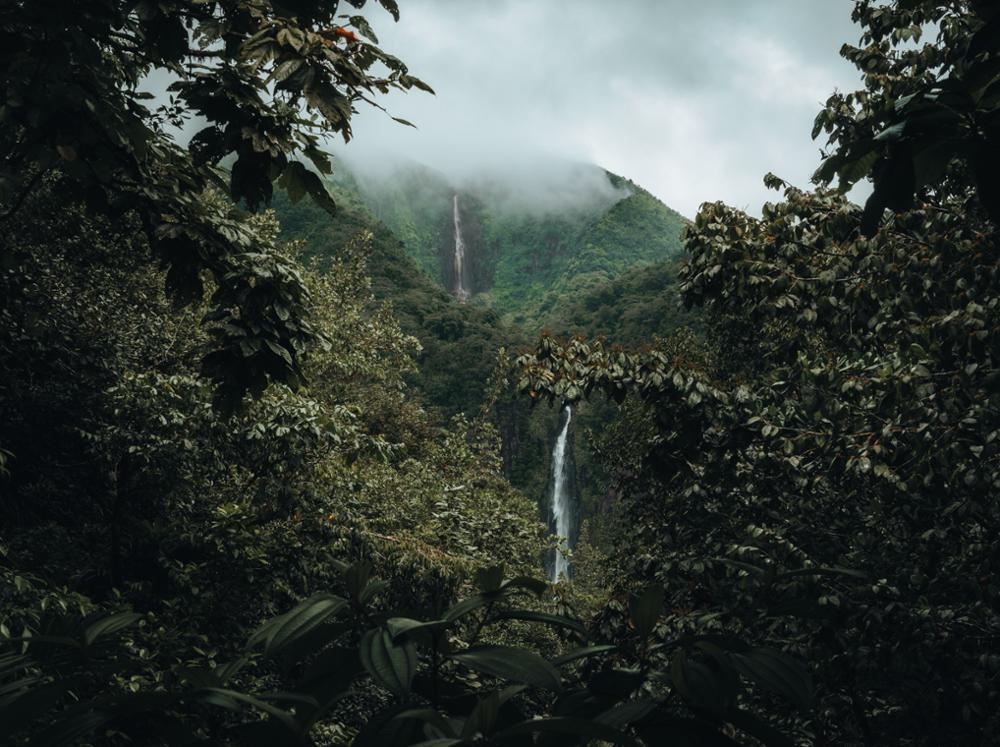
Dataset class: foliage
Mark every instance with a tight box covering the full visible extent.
[272,186,523,420]
[813,0,1000,232]
[544,258,701,347]
[0,0,430,408]
[516,4,1000,743]
[2,564,812,746]
[518,147,1000,746]
[343,162,688,330]
[0,176,549,741]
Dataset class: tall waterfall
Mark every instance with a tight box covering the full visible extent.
[451,194,470,302]
[549,405,573,582]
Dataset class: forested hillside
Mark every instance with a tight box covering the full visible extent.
[345,159,688,328]
[3,1,1000,746]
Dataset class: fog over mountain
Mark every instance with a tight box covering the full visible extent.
[339,0,868,217]
[339,152,634,216]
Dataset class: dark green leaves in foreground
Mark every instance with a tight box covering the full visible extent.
[2,569,810,746]
[361,629,418,698]
[451,646,562,692]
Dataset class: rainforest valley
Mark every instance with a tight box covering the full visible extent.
[2,1,1000,745]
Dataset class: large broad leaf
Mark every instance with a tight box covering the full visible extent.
[595,698,659,729]
[386,616,448,645]
[296,645,362,719]
[628,585,664,639]
[730,647,813,711]
[194,687,300,734]
[247,593,347,659]
[475,565,505,593]
[451,646,561,692]
[277,161,336,214]
[444,593,490,623]
[667,649,736,716]
[461,692,500,740]
[360,628,417,699]
[82,612,143,647]
[588,668,645,700]
[353,702,428,747]
[499,575,548,596]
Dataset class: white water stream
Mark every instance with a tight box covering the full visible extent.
[549,405,573,581]
[451,194,470,302]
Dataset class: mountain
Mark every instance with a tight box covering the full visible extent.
[544,258,701,345]
[339,158,689,329]
[272,159,700,552]
[272,182,522,421]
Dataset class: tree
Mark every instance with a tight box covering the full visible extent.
[0,0,431,408]
[518,2,1000,743]
[813,0,1000,231]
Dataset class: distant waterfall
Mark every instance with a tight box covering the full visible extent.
[549,405,573,582]
[451,194,471,302]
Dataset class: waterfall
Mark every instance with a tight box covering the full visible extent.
[451,194,471,302]
[549,405,573,582]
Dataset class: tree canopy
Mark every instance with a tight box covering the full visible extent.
[1,0,430,410]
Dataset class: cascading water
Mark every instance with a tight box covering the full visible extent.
[451,194,471,302]
[549,405,573,582]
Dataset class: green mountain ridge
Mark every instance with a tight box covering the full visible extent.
[335,158,689,329]
[272,164,700,573]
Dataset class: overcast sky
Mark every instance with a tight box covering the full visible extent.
[339,0,867,217]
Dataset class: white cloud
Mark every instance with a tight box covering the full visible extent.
[335,1,866,217]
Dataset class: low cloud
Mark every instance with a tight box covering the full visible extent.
[338,0,866,218]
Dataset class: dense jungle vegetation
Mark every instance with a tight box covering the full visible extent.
[2,1,999,745]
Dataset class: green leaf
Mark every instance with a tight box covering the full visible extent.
[278,160,336,214]
[82,612,142,647]
[628,585,664,639]
[500,575,548,596]
[595,698,659,730]
[349,16,379,43]
[451,646,561,692]
[360,628,417,699]
[344,561,373,602]
[475,565,504,593]
[668,649,734,715]
[874,122,907,142]
[461,692,501,740]
[444,593,490,623]
[386,617,448,644]
[248,594,347,659]
[912,140,958,188]
[195,687,299,733]
[730,647,813,711]
[377,0,400,21]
